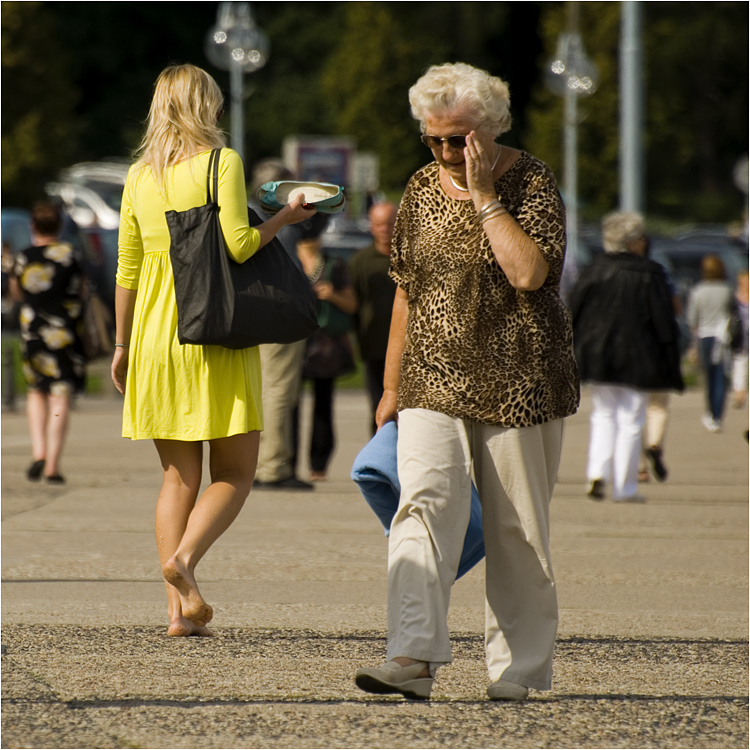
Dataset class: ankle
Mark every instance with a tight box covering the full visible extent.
[393,657,423,667]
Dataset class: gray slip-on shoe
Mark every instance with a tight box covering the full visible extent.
[487,678,529,701]
[355,660,433,700]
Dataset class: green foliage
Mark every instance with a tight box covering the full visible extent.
[0,1,746,222]
[526,1,748,222]
[646,2,748,220]
[319,2,432,188]
[1,2,79,206]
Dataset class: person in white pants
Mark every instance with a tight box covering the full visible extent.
[570,212,684,504]
[587,385,648,500]
[354,63,580,702]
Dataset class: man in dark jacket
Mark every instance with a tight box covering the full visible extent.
[569,212,684,503]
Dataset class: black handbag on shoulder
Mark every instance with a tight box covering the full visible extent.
[166,148,319,349]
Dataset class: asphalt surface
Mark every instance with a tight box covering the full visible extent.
[2,383,748,749]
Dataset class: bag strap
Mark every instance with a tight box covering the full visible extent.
[206,148,222,204]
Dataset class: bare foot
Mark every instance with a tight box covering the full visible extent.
[162,556,213,626]
[167,616,214,637]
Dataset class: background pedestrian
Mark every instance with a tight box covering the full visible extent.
[294,216,358,481]
[249,159,313,491]
[9,200,86,484]
[686,254,734,432]
[349,202,398,435]
[570,212,684,503]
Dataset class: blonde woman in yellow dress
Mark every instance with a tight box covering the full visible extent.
[112,64,315,636]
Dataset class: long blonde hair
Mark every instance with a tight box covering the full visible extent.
[134,64,226,187]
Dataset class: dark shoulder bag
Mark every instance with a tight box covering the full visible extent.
[166,148,319,349]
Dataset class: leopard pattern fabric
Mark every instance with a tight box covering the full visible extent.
[390,154,580,427]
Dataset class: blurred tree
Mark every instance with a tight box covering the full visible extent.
[525,2,628,218]
[2,2,79,206]
[243,2,345,167]
[1,1,745,221]
[320,2,435,188]
[646,2,748,221]
[526,1,748,223]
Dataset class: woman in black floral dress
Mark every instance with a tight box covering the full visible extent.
[10,201,86,483]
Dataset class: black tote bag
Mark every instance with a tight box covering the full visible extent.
[166,149,319,349]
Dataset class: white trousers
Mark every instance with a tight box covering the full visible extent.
[387,408,564,691]
[586,384,648,499]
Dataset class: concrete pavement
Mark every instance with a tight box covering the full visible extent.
[2,385,748,748]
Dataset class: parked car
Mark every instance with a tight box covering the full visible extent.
[320,214,373,263]
[44,160,130,308]
[45,160,130,231]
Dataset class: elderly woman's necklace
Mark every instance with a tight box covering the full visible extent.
[449,145,502,192]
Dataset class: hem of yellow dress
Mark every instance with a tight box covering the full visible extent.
[122,426,263,441]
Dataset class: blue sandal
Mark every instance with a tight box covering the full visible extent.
[256,181,346,215]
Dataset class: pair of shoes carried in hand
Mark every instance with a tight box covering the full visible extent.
[257,181,346,215]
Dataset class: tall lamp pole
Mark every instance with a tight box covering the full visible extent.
[205,2,270,164]
[545,2,598,264]
[620,1,644,212]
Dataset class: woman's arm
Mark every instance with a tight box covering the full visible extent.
[8,275,23,303]
[465,133,549,291]
[218,150,316,262]
[313,281,358,314]
[375,286,409,429]
[254,198,317,251]
[111,283,138,395]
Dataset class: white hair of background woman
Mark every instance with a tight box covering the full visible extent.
[602,211,645,254]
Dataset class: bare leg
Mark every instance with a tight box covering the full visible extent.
[44,393,71,477]
[153,439,212,635]
[160,432,258,627]
[26,389,48,462]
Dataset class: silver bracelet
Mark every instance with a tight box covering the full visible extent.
[478,200,499,215]
[477,200,507,223]
[114,343,130,348]
[480,205,508,223]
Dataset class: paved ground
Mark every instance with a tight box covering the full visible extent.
[2,384,748,748]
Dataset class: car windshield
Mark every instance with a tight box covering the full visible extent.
[84,181,124,211]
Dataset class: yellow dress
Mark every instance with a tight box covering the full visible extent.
[117,148,263,440]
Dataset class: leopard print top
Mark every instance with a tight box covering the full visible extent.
[390,154,580,427]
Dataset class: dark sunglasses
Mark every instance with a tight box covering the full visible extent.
[420,134,467,150]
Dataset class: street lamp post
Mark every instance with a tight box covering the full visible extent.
[620,1,644,213]
[205,2,270,164]
[545,3,598,265]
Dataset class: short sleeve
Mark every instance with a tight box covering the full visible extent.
[389,175,418,294]
[512,161,566,286]
[116,165,144,290]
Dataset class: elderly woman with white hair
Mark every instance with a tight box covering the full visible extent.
[569,212,683,504]
[354,62,579,701]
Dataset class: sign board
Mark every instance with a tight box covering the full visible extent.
[283,136,356,187]
[351,152,380,193]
